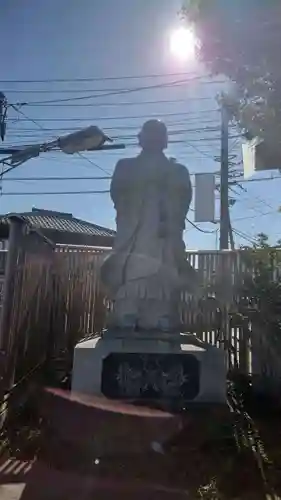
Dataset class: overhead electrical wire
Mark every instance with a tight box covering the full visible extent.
[184,210,279,238]
[3,136,240,149]
[185,217,217,234]
[1,148,217,161]
[24,97,216,108]
[1,126,241,166]
[6,126,225,140]
[234,175,281,184]
[8,115,227,127]
[5,84,216,94]
[3,127,240,144]
[0,194,278,210]
[0,70,217,83]
[245,185,275,211]
[232,228,260,247]
[11,79,194,105]
[229,168,276,220]
[7,121,227,135]
[0,190,110,196]
[236,197,266,216]
[240,193,274,212]
[0,75,238,203]
[7,111,220,123]
[1,176,111,181]
[0,137,241,165]
[7,126,223,135]
[0,168,220,181]
[8,124,221,135]
[3,77,224,94]
[2,72,279,234]
[11,77,224,106]
[1,139,214,151]
[4,105,110,175]
[232,210,278,223]
[0,139,219,149]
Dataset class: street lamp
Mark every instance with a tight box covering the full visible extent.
[0,126,122,172]
[58,126,112,154]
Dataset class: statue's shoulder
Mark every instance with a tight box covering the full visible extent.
[114,156,138,171]
[169,159,191,179]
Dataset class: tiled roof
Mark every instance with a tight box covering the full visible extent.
[0,208,116,238]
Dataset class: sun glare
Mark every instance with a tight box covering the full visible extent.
[169,27,197,61]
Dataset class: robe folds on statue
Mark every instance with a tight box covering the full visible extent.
[100,151,197,331]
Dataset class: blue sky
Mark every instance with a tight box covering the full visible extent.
[0,0,280,249]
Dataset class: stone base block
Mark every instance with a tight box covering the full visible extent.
[71,332,227,405]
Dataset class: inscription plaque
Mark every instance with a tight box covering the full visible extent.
[101,353,200,401]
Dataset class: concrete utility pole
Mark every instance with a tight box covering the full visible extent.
[219,103,230,250]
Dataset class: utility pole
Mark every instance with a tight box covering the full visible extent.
[219,103,230,250]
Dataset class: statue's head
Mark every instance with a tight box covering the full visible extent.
[138,120,168,152]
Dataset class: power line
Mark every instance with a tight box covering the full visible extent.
[0,193,278,206]
[0,186,279,204]
[8,111,220,123]
[231,177,275,217]
[8,116,225,128]
[6,126,224,140]
[1,176,111,181]
[1,132,241,166]
[232,175,281,184]
[232,228,259,246]
[6,105,110,175]
[0,140,234,168]
[6,84,213,93]
[232,210,278,222]
[236,197,269,216]
[229,136,241,153]
[3,96,240,170]
[0,71,215,84]
[243,192,273,211]
[3,78,225,94]
[13,78,223,106]
[0,190,110,196]
[2,136,241,149]
[0,139,228,152]
[7,121,226,135]
[7,118,236,133]
[12,79,193,105]
[228,176,281,218]
[0,168,219,181]
[24,97,216,108]
[186,217,217,234]
[1,150,217,161]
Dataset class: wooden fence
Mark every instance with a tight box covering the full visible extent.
[50,245,253,373]
[1,217,280,408]
[0,217,54,425]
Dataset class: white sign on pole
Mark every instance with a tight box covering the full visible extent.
[194,173,215,223]
[242,136,263,178]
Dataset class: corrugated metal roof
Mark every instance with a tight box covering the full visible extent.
[0,209,116,238]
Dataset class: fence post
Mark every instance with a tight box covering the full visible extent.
[239,321,250,376]
[0,217,25,426]
[0,217,25,354]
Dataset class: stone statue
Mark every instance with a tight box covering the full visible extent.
[100,119,199,332]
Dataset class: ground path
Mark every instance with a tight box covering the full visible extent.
[1,386,281,499]
[0,455,191,499]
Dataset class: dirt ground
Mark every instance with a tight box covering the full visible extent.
[1,388,281,499]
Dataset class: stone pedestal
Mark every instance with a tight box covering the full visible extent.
[71,332,227,405]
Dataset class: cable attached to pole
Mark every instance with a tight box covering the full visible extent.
[219,101,230,249]
[0,92,7,141]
